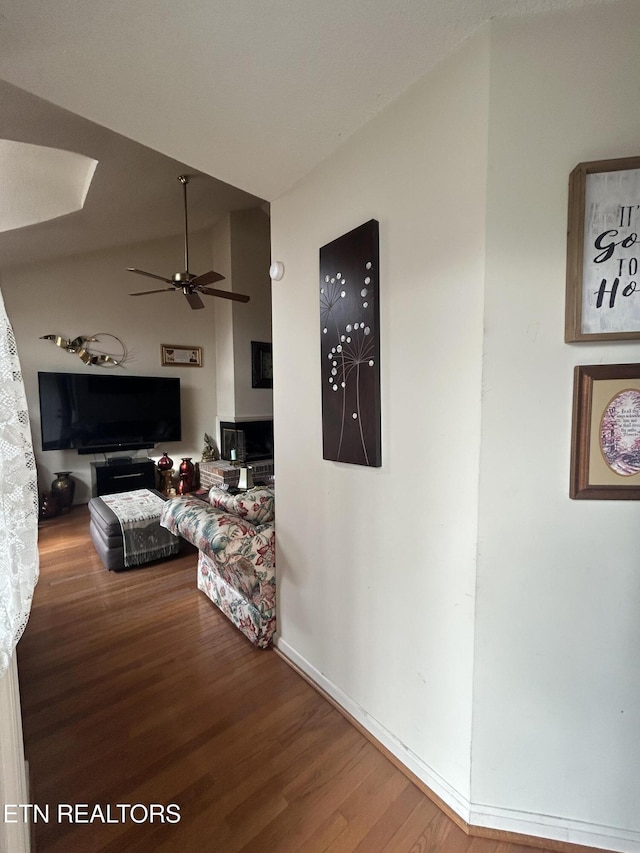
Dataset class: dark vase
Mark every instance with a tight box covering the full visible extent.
[179,458,195,492]
[51,471,75,511]
[157,452,174,471]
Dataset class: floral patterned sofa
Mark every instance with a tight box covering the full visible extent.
[159,486,275,648]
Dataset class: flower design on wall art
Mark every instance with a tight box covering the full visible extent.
[319,219,381,467]
[600,389,640,475]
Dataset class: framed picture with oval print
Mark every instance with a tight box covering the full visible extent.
[570,363,640,499]
[565,156,640,342]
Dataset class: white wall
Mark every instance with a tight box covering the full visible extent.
[271,31,490,811]
[213,209,273,425]
[1,229,219,502]
[230,208,273,420]
[271,2,640,850]
[472,3,640,847]
[213,214,235,422]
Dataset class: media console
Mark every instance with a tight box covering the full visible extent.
[91,459,156,497]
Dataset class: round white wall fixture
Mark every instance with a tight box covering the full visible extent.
[269,261,284,281]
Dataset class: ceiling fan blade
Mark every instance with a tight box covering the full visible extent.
[127,267,174,284]
[185,290,205,310]
[198,286,250,303]
[191,269,225,286]
[130,287,175,296]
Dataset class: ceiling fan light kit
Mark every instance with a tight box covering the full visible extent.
[128,175,250,310]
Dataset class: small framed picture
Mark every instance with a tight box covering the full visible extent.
[570,363,640,499]
[161,344,202,367]
[251,341,273,388]
[565,156,640,342]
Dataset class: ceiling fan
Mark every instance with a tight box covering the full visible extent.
[128,174,250,310]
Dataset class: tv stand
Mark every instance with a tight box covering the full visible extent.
[91,459,156,497]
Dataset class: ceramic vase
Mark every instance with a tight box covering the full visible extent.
[179,458,195,492]
[51,471,75,511]
[157,452,174,471]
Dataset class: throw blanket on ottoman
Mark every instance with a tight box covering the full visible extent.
[101,489,179,568]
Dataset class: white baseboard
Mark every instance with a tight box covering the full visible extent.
[275,637,472,822]
[275,637,640,853]
[469,804,640,853]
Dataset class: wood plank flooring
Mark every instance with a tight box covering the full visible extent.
[18,507,557,853]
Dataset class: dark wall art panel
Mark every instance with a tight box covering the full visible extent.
[319,219,381,467]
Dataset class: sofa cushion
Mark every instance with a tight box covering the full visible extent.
[208,486,275,524]
[160,496,274,585]
[207,488,237,514]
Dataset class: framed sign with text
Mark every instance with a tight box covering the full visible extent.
[570,363,640,500]
[161,344,202,366]
[565,156,640,342]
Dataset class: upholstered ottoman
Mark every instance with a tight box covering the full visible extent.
[89,488,180,571]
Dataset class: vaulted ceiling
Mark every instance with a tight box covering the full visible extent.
[0,0,616,267]
[0,81,264,268]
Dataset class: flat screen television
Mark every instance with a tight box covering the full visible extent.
[38,371,181,454]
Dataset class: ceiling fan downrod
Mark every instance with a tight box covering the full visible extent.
[127,173,249,308]
[178,174,190,274]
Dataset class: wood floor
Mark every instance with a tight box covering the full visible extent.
[18,506,556,853]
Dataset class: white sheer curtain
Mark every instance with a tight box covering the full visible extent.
[0,287,39,679]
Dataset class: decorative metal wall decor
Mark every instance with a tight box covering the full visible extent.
[40,333,126,366]
[319,219,381,467]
